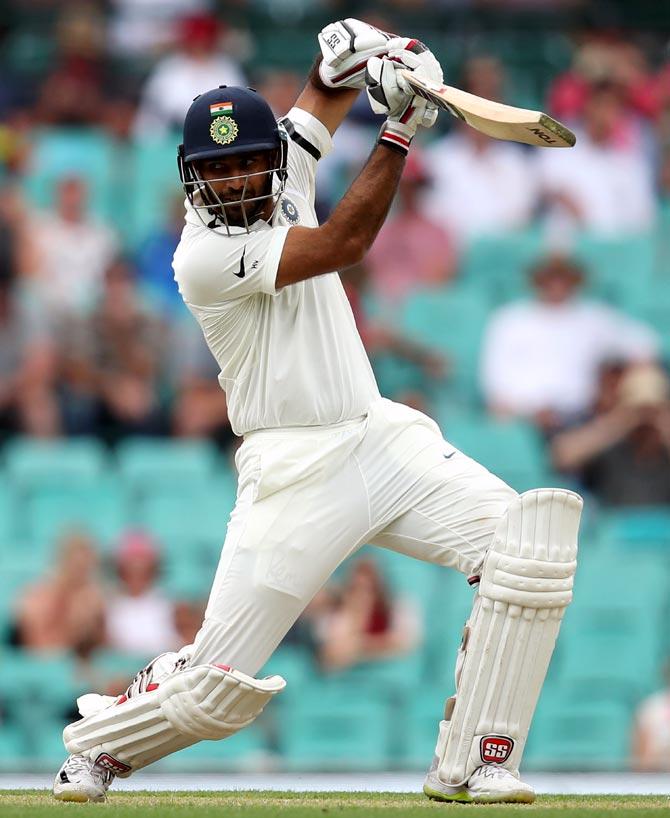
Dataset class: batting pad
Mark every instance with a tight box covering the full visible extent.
[64,664,286,774]
[436,489,582,786]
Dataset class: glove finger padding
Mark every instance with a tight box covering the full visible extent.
[318,18,393,89]
[366,56,438,124]
[366,55,406,117]
[385,38,444,90]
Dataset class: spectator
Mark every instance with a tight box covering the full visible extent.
[0,185,31,284]
[133,13,246,138]
[254,70,302,119]
[365,152,457,309]
[536,81,655,237]
[0,278,59,439]
[15,532,106,652]
[480,254,659,430]
[341,262,448,408]
[109,0,210,58]
[136,194,188,318]
[173,598,205,646]
[658,146,670,234]
[57,258,168,440]
[631,659,670,771]
[552,363,670,506]
[106,531,180,655]
[24,176,118,318]
[169,318,234,446]
[422,57,538,242]
[318,558,421,673]
[549,38,662,123]
[283,588,336,658]
[34,5,107,127]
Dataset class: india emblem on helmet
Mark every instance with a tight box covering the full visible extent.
[210,115,239,146]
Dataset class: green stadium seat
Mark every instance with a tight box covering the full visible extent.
[116,439,220,494]
[0,651,83,708]
[0,723,29,766]
[574,234,655,309]
[128,139,182,248]
[359,545,436,607]
[3,438,107,491]
[0,477,17,541]
[598,507,670,554]
[277,685,392,769]
[22,128,118,225]
[558,552,667,697]
[401,285,491,406]
[526,697,631,770]
[329,654,424,703]
[161,550,216,599]
[436,415,549,492]
[571,549,668,613]
[460,230,543,305]
[158,725,270,770]
[89,649,151,691]
[0,651,85,765]
[423,573,476,683]
[0,552,53,612]
[261,645,317,697]
[396,685,443,767]
[370,353,430,404]
[135,478,236,546]
[24,479,128,549]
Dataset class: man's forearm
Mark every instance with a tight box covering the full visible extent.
[276,143,404,287]
[324,143,405,264]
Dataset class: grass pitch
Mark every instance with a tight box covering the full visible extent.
[1,791,670,817]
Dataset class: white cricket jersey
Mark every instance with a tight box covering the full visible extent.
[172,106,380,436]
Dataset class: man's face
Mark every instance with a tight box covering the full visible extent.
[533,262,582,305]
[197,152,274,226]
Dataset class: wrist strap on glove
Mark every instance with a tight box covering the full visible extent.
[377,115,415,156]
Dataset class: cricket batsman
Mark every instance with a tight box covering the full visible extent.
[53,18,582,804]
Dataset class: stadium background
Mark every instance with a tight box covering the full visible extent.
[0,0,669,777]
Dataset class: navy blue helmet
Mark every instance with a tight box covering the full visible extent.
[178,85,288,233]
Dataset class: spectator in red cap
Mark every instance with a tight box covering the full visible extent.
[133,13,246,138]
[106,531,180,656]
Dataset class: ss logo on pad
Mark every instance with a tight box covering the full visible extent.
[480,735,514,764]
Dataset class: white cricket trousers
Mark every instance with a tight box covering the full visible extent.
[190,399,517,674]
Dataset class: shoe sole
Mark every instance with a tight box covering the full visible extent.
[472,790,535,804]
[424,783,535,805]
[423,784,473,803]
[54,789,105,803]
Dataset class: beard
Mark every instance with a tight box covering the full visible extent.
[203,175,274,228]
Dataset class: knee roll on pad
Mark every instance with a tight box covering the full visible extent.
[436,488,582,786]
[64,664,286,774]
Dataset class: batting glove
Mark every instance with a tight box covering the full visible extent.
[366,41,442,155]
[318,18,424,91]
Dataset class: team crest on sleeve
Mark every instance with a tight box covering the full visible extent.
[280,196,300,224]
[210,115,239,146]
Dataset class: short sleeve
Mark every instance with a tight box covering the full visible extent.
[173,224,290,307]
[279,107,333,202]
[283,106,333,161]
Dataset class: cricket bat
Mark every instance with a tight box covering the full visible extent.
[398,69,576,148]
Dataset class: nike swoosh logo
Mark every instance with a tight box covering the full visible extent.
[444,451,456,459]
[234,247,246,278]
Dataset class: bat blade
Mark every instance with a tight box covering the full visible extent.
[399,69,575,148]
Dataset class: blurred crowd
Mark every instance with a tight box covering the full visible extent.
[7,525,420,696]
[0,3,668,504]
[1,0,670,773]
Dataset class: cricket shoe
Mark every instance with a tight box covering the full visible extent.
[423,764,536,804]
[53,753,116,802]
